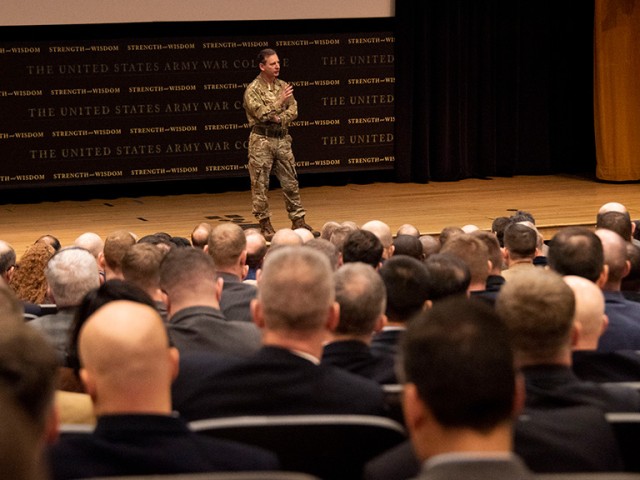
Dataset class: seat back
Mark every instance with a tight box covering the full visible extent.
[190,414,407,480]
[85,472,322,480]
[606,412,640,472]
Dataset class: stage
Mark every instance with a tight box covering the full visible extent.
[3,174,639,256]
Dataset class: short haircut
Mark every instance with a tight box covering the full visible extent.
[440,234,490,284]
[208,223,246,269]
[379,255,431,322]
[103,230,136,271]
[496,268,575,360]
[258,247,334,332]
[392,235,424,261]
[304,238,340,271]
[320,221,341,241]
[45,247,100,308]
[258,48,277,64]
[596,211,632,242]
[510,210,536,224]
[0,323,57,432]
[329,225,358,252]
[121,243,166,293]
[159,247,217,300]
[424,253,471,301]
[547,227,604,282]
[438,226,464,246]
[342,230,383,268]
[622,242,640,291]
[401,297,515,432]
[491,217,512,247]
[472,230,504,271]
[334,262,386,336]
[504,223,538,259]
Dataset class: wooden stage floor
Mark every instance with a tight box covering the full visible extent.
[2,174,640,256]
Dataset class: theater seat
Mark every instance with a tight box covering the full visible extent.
[84,473,322,480]
[606,412,640,472]
[189,414,407,480]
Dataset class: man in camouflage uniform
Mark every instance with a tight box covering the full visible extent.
[243,48,314,241]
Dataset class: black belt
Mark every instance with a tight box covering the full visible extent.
[252,125,287,138]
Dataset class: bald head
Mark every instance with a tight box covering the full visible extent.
[563,275,607,350]
[362,220,393,247]
[596,228,629,288]
[79,300,177,414]
[599,202,627,215]
[270,228,303,248]
[294,228,314,243]
[74,232,104,259]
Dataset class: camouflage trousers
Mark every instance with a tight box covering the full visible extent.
[248,132,305,221]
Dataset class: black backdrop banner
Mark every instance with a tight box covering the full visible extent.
[0,19,394,189]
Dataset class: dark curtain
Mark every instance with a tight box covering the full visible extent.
[393,0,596,183]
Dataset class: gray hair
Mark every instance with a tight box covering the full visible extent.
[45,247,100,307]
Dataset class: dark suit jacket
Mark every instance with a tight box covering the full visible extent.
[522,364,640,412]
[599,291,640,351]
[413,455,534,480]
[172,346,388,421]
[167,305,261,356]
[48,414,279,480]
[217,271,257,323]
[572,350,640,382]
[370,328,404,358]
[364,406,623,480]
[322,339,397,384]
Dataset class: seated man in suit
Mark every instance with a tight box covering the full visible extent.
[206,222,257,323]
[322,262,396,384]
[401,297,534,480]
[172,246,388,420]
[371,255,432,359]
[159,247,261,356]
[566,275,640,382]
[495,267,640,412]
[47,300,278,480]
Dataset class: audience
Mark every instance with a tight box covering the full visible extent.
[121,242,168,321]
[9,241,55,305]
[371,255,431,358]
[418,234,440,259]
[342,229,384,268]
[495,267,640,413]
[207,223,257,323]
[8,202,640,477]
[392,234,424,261]
[440,233,491,296]
[322,262,396,384]
[396,223,420,237]
[400,297,534,479]
[304,237,341,271]
[501,222,538,282]
[47,300,279,479]
[190,221,212,249]
[471,230,505,300]
[99,230,136,281]
[565,275,640,382]
[362,219,395,260]
[423,253,470,301]
[28,247,101,364]
[0,320,59,448]
[594,228,640,351]
[172,246,387,420]
[244,228,267,281]
[159,247,261,356]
